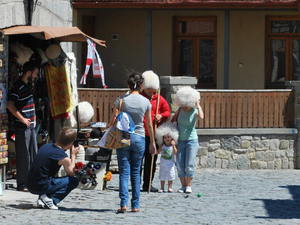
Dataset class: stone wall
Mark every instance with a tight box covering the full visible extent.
[198,133,296,169]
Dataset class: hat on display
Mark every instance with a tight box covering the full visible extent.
[76,101,94,123]
[37,48,48,64]
[173,86,200,108]
[155,122,179,146]
[45,44,62,60]
[142,70,160,90]
[11,42,34,65]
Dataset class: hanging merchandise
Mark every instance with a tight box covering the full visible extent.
[45,64,75,118]
[80,39,107,88]
[0,83,7,114]
[66,52,78,105]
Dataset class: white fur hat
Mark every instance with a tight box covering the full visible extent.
[142,70,160,90]
[11,43,33,65]
[45,44,62,60]
[173,86,200,108]
[77,101,94,123]
[155,122,179,146]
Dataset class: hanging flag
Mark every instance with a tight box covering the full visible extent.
[80,39,107,88]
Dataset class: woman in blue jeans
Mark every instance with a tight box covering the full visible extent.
[173,87,204,194]
[115,73,156,213]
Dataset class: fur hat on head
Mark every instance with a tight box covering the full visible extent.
[142,70,160,90]
[77,101,94,123]
[155,122,179,146]
[173,86,200,108]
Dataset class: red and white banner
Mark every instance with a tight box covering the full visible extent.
[80,39,107,87]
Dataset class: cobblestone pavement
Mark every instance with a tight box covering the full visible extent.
[1,169,300,225]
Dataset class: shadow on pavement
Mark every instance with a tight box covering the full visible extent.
[8,203,114,213]
[8,203,36,209]
[59,207,114,212]
[253,185,300,219]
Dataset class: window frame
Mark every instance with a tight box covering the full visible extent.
[266,16,300,88]
[173,16,217,88]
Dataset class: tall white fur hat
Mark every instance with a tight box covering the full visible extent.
[142,70,160,90]
[77,101,94,123]
[173,86,200,108]
[155,122,179,146]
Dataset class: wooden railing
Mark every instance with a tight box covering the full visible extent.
[197,89,294,128]
[78,88,295,129]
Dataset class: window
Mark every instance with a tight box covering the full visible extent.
[173,17,217,88]
[266,16,300,88]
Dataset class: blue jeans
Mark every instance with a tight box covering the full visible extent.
[176,139,199,178]
[41,176,79,205]
[117,134,145,209]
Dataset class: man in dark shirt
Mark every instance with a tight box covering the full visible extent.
[7,61,39,191]
[27,128,79,210]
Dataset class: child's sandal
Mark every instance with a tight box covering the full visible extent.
[168,188,173,193]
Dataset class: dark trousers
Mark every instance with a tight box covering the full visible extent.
[29,176,79,205]
[141,136,158,190]
[15,127,38,188]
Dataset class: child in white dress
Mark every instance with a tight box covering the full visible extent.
[155,122,179,193]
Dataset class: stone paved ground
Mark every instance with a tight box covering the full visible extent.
[1,169,300,225]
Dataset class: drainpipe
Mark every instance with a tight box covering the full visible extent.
[146,10,153,70]
[26,0,34,25]
[223,9,230,89]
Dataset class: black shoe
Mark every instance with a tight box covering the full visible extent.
[142,186,158,192]
[17,186,28,192]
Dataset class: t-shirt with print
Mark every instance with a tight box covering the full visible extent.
[122,94,151,136]
[27,143,68,193]
[161,144,174,160]
[8,79,36,128]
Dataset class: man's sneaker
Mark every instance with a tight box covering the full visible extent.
[37,198,45,208]
[185,186,192,193]
[177,186,185,193]
[40,194,58,210]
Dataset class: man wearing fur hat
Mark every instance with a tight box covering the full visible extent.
[7,61,39,191]
[141,70,171,192]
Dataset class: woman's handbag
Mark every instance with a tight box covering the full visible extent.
[98,99,134,149]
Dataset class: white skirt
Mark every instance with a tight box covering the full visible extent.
[159,158,176,181]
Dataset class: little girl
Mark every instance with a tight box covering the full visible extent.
[156,122,179,193]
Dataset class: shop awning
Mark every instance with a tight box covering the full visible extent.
[0,25,106,47]
[72,0,298,9]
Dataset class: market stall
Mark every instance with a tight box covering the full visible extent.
[0,25,110,193]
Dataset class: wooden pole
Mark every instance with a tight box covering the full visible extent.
[148,89,160,193]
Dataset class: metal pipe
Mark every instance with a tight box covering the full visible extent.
[224,9,230,89]
[147,10,153,70]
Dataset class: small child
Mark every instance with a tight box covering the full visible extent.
[155,122,179,193]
